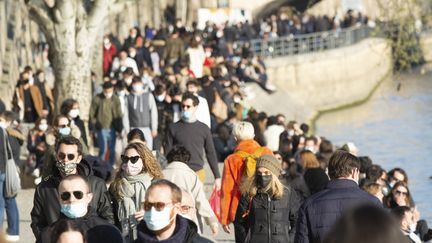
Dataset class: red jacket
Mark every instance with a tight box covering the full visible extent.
[103,45,117,76]
[220,139,272,225]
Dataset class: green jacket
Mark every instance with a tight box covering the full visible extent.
[89,93,123,131]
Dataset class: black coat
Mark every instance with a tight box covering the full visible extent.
[294,179,382,243]
[30,159,114,238]
[135,215,198,243]
[235,186,301,243]
[36,207,111,243]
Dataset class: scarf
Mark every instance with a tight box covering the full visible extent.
[115,172,153,221]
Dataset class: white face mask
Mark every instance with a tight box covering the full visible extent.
[121,161,143,176]
[409,223,417,233]
[29,77,34,85]
[156,95,165,102]
[104,92,113,99]
[117,90,126,97]
[133,85,143,93]
[144,206,174,231]
[68,109,80,119]
[61,202,88,219]
[38,124,48,132]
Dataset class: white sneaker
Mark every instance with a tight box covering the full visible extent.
[5,235,19,242]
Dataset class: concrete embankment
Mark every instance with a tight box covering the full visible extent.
[246,38,393,124]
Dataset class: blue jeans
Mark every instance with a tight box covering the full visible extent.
[0,173,19,235]
[97,128,116,167]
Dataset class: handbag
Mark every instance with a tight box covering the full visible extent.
[211,91,228,123]
[208,188,221,221]
[3,131,21,198]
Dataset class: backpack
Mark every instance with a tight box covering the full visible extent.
[235,147,265,177]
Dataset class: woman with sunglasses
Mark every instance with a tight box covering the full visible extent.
[384,181,414,208]
[109,142,163,240]
[235,154,300,243]
[42,115,88,178]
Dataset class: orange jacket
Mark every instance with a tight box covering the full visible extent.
[220,139,272,225]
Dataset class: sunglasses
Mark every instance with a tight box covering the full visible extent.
[60,191,85,201]
[121,155,140,164]
[143,201,173,212]
[58,124,68,128]
[58,152,76,161]
[182,105,192,109]
[395,190,408,196]
[180,205,194,214]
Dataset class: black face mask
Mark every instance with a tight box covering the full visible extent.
[256,175,272,189]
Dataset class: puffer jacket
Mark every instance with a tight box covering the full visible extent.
[235,186,301,243]
[294,179,382,243]
[30,159,114,238]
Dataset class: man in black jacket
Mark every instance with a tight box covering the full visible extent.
[295,150,382,243]
[30,136,114,239]
[36,174,117,243]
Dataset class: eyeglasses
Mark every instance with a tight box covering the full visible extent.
[121,155,140,164]
[180,205,194,214]
[395,190,408,196]
[143,201,173,212]
[58,152,76,161]
[60,191,85,201]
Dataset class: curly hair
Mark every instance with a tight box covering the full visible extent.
[115,142,163,179]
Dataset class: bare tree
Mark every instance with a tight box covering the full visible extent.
[25,0,109,120]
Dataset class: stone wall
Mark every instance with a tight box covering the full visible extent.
[246,38,392,122]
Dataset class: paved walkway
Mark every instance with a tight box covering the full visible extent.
[13,163,235,243]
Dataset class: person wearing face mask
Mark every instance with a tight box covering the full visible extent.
[392,206,422,243]
[163,146,219,236]
[103,35,118,76]
[165,93,221,188]
[27,117,49,184]
[36,175,114,243]
[42,115,88,178]
[60,99,88,147]
[89,82,123,167]
[235,154,300,243]
[295,150,382,243]
[12,70,44,123]
[109,142,163,241]
[135,179,199,243]
[31,136,114,239]
[152,84,174,152]
[127,77,158,150]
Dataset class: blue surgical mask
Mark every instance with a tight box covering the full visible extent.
[181,111,193,122]
[144,206,174,231]
[61,202,88,218]
[58,127,71,136]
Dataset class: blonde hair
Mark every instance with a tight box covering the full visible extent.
[300,150,320,169]
[362,183,381,196]
[240,173,285,199]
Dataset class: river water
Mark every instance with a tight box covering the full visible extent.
[316,65,432,223]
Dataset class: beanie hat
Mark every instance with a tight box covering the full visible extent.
[256,154,281,177]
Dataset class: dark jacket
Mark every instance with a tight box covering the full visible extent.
[135,215,198,243]
[235,186,301,243]
[36,207,110,243]
[294,179,382,243]
[30,159,114,238]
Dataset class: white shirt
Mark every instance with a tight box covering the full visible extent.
[196,95,211,128]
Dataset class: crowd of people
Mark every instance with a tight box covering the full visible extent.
[0,11,427,243]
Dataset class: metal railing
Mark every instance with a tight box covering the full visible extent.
[235,25,373,58]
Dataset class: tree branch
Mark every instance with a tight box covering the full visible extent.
[87,0,109,29]
[26,0,54,40]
